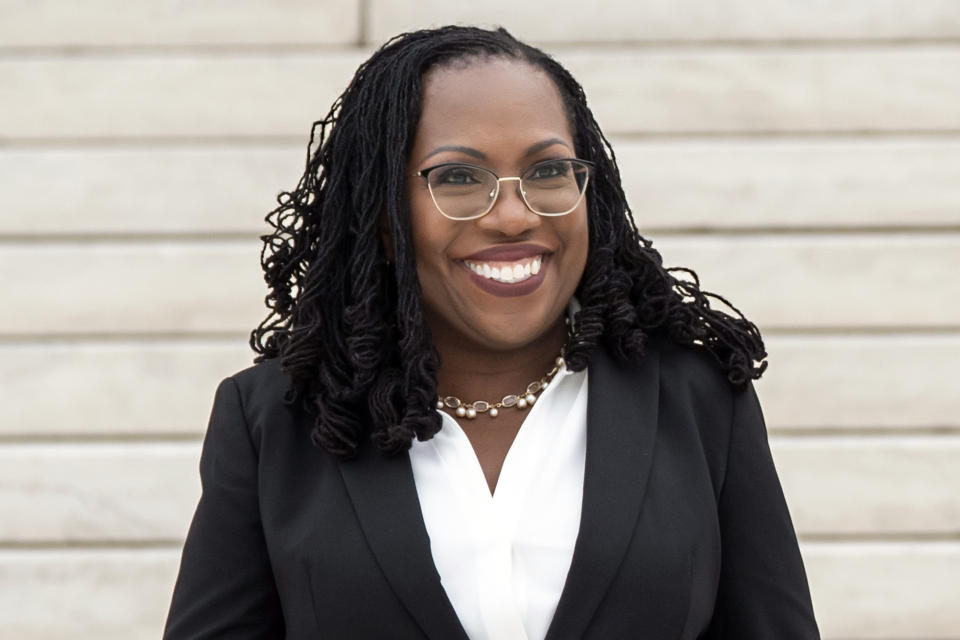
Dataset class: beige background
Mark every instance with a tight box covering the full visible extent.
[1,1,959,638]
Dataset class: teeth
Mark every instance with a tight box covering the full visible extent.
[465,255,543,284]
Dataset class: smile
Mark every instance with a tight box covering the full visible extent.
[464,255,543,284]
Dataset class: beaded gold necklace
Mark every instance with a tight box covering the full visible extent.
[435,351,565,420]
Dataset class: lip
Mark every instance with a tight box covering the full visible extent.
[461,243,551,262]
[459,254,549,298]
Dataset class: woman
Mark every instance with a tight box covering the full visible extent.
[164,25,820,639]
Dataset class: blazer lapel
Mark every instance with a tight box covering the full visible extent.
[338,445,469,640]
[545,345,661,640]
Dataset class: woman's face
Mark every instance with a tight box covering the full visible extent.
[406,57,589,353]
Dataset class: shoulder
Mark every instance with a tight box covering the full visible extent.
[220,358,303,442]
[645,334,735,402]
[640,335,758,479]
[587,334,738,415]
[229,357,290,401]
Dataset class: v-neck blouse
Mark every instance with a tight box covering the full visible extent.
[409,362,589,640]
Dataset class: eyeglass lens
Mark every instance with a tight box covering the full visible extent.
[427,159,590,220]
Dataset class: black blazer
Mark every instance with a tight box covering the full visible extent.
[164,339,820,639]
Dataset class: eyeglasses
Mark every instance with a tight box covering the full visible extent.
[413,158,594,221]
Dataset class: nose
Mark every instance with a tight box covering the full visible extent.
[475,177,541,236]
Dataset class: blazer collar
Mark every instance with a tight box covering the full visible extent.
[338,344,660,640]
[337,444,469,640]
[545,344,661,639]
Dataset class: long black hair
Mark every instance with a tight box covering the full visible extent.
[250,25,766,459]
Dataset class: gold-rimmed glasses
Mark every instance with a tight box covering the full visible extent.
[413,158,593,221]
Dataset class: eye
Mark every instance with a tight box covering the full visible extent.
[431,165,485,186]
[526,160,570,181]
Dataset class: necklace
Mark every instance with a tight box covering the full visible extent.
[435,351,566,420]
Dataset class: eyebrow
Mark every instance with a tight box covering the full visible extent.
[421,145,487,163]
[420,138,572,164]
[523,137,571,156]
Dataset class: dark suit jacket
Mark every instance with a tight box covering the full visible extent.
[164,339,820,639]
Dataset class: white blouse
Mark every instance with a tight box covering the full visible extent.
[409,361,588,640]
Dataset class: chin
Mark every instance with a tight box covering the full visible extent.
[469,311,564,351]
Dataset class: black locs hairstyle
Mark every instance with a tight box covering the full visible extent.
[250,25,767,459]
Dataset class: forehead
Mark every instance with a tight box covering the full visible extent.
[412,58,573,161]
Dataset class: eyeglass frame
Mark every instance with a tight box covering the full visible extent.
[412,157,595,221]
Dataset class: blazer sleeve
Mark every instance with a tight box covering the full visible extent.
[163,377,285,639]
[706,383,821,639]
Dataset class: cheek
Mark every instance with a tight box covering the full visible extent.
[408,204,459,286]
[408,192,440,260]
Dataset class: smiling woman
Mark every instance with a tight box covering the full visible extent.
[164,25,820,640]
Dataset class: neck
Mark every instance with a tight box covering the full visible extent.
[433,320,568,404]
